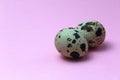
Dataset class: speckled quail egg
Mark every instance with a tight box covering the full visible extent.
[76,20,106,48]
[54,27,88,59]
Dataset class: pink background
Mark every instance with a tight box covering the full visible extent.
[0,0,120,80]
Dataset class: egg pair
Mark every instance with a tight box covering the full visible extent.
[55,20,106,59]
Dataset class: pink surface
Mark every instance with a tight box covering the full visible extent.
[0,0,120,80]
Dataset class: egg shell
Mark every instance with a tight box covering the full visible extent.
[76,20,106,48]
[55,27,88,58]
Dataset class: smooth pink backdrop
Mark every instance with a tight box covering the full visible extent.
[0,0,120,80]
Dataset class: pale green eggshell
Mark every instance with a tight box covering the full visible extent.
[55,28,88,58]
